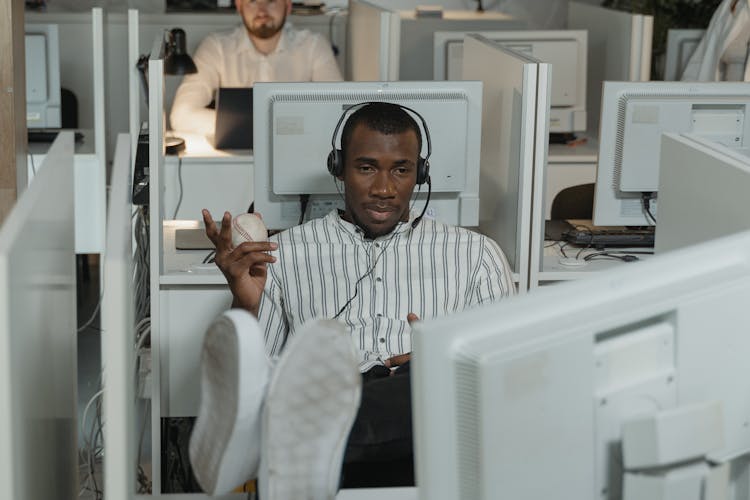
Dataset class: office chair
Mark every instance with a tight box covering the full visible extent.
[550,183,595,220]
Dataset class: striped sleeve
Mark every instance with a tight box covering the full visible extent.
[257,267,289,361]
[471,236,516,305]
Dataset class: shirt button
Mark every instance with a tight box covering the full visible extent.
[376,313,383,317]
[376,277,382,282]
[379,338,385,343]
[375,243,381,248]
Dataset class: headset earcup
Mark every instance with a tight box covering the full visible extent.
[327,149,343,177]
[417,158,430,185]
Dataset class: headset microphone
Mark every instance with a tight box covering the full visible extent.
[411,176,432,229]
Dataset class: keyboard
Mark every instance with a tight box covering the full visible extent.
[27,129,84,143]
[562,226,655,248]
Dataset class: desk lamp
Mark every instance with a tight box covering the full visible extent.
[137,28,197,155]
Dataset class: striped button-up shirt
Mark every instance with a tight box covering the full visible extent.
[257,210,515,371]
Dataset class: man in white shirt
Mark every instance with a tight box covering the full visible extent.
[170,0,343,136]
[191,103,515,498]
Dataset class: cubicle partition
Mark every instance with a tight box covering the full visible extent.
[568,1,652,135]
[0,133,77,500]
[25,8,107,255]
[463,35,551,292]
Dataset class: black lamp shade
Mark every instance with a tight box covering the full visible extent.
[165,28,197,75]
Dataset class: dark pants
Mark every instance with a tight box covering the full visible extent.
[340,362,414,488]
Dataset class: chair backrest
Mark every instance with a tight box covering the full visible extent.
[61,87,78,129]
[550,182,594,220]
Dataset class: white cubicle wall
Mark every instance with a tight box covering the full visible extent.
[25,8,107,255]
[147,33,167,494]
[567,1,652,135]
[102,134,136,500]
[463,35,551,292]
[347,0,524,82]
[0,133,77,500]
[347,0,400,80]
[434,29,586,134]
[655,133,750,254]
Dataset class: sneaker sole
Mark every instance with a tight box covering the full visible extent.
[259,319,362,500]
[189,309,269,495]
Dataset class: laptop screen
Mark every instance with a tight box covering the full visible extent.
[213,87,253,150]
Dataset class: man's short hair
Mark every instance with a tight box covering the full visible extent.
[340,102,422,164]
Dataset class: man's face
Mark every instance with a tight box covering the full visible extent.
[235,0,291,40]
[340,123,420,239]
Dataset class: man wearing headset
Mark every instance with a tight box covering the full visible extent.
[170,0,342,137]
[194,102,514,499]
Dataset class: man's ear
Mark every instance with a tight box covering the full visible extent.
[235,0,241,13]
[285,0,292,15]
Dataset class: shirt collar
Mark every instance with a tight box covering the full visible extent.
[326,209,416,241]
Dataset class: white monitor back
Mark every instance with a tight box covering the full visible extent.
[434,30,586,133]
[413,228,750,500]
[347,0,400,81]
[395,10,525,81]
[593,81,750,226]
[25,23,62,129]
[568,1,652,135]
[102,134,136,500]
[664,29,705,81]
[253,81,483,230]
[0,133,76,499]
[655,133,750,253]
[463,35,550,291]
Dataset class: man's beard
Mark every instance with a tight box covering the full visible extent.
[246,14,286,39]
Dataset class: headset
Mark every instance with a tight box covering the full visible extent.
[326,102,432,186]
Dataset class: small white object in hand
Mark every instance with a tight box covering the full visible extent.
[232,213,268,246]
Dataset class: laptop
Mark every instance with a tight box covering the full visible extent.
[212,87,253,150]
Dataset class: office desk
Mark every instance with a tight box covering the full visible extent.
[538,240,654,283]
[27,129,105,254]
[528,136,604,288]
[163,132,253,220]
[159,220,231,417]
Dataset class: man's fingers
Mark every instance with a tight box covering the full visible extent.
[202,209,220,242]
[385,353,411,368]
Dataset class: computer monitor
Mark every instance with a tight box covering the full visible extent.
[462,35,550,291]
[567,1,652,135]
[593,81,750,227]
[434,30,586,134]
[412,228,750,500]
[102,134,137,500]
[347,0,524,82]
[655,133,750,254]
[25,23,62,129]
[252,81,483,231]
[663,29,704,81]
[0,133,76,499]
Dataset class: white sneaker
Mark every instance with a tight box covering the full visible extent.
[189,309,271,495]
[259,319,362,500]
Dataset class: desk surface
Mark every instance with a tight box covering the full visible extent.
[548,135,598,163]
[162,220,226,285]
[172,131,253,160]
[27,129,96,156]
[539,239,655,281]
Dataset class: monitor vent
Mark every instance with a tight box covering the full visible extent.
[612,91,750,190]
[270,90,468,103]
[454,352,482,500]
